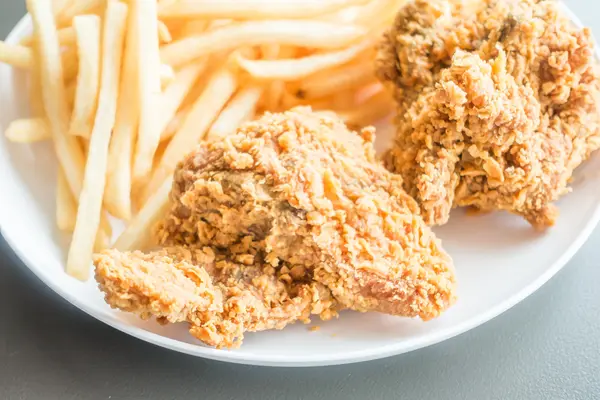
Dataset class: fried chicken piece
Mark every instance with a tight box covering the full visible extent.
[94,246,338,348]
[377,0,600,227]
[156,107,456,320]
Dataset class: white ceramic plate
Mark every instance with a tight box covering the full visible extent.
[1,4,599,367]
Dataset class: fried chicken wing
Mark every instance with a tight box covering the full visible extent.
[156,107,456,320]
[377,0,600,227]
[94,108,456,348]
[95,246,338,348]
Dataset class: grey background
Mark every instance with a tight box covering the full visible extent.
[1,1,599,399]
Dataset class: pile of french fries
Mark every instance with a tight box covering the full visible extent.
[0,0,400,281]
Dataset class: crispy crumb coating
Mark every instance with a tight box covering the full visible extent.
[377,0,600,227]
[157,107,456,320]
[94,246,338,348]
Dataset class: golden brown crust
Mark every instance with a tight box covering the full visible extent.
[94,247,338,348]
[378,0,600,228]
[95,108,457,348]
[157,107,456,320]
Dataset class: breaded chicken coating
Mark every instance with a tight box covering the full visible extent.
[377,0,600,227]
[157,107,456,320]
[94,108,456,348]
[95,246,337,348]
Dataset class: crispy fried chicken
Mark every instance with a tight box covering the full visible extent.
[94,108,456,348]
[377,0,600,227]
[95,246,337,348]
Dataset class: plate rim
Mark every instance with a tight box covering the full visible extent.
[2,4,599,367]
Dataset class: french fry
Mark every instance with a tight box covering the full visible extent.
[62,46,79,83]
[28,42,45,117]
[65,79,77,112]
[4,118,51,143]
[26,0,86,205]
[21,26,76,47]
[144,67,236,202]
[105,0,141,220]
[339,89,394,127]
[207,84,262,140]
[56,0,104,28]
[260,44,285,111]
[296,61,375,99]
[56,168,77,232]
[177,20,209,38]
[236,38,373,80]
[67,0,128,281]
[0,41,33,68]
[69,15,101,138]
[94,223,112,252]
[132,0,163,183]
[160,105,189,141]
[114,176,173,251]
[159,63,175,87]
[0,40,78,82]
[157,20,172,43]
[158,0,370,20]
[156,62,206,140]
[52,0,72,15]
[353,0,404,28]
[160,20,367,67]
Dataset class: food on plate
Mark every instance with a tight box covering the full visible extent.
[7,0,598,349]
[95,247,338,349]
[93,108,457,347]
[377,0,600,228]
[66,0,128,280]
[1,0,398,281]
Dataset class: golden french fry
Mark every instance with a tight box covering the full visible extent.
[65,79,77,112]
[62,46,79,83]
[132,0,163,183]
[177,20,209,38]
[156,62,206,139]
[339,89,394,126]
[114,176,173,251]
[160,105,189,141]
[56,167,77,232]
[260,44,283,111]
[145,67,236,202]
[53,0,72,15]
[94,223,112,252]
[157,20,172,43]
[158,0,369,20]
[236,38,373,80]
[4,118,51,143]
[4,43,77,85]
[207,85,262,140]
[28,43,45,117]
[69,15,101,138]
[160,63,175,88]
[26,0,86,204]
[0,41,33,68]
[296,61,375,99]
[0,40,78,83]
[21,26,76,47]
[353,0,404,27]
[105,0,141,220]
[67,0,128,281]
[56,0,104,28]
[160,20,366,67]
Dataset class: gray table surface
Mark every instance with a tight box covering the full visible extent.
[1,1,600,399]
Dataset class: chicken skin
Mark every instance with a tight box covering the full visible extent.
[157,107,456,319]
[95,246,337,348]
[94,108,456,348]
[377,0,600,227]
